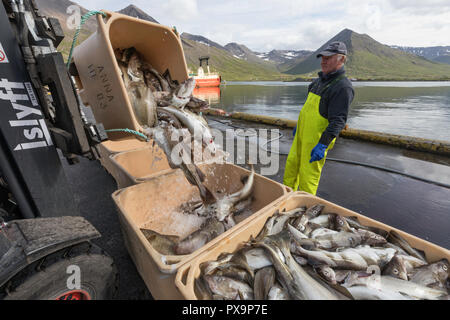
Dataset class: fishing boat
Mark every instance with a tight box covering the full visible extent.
[192,56,221,88]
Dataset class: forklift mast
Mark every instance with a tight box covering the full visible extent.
[0,0,107,219]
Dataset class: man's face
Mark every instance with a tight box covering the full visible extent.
[321,54,343,74]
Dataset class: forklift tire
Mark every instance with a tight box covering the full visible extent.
[1,242,118,300]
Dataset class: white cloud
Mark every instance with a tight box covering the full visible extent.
[58,0,450,51]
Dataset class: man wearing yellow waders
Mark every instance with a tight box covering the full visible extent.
[284,42,354,195]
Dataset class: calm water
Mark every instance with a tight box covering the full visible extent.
[197,81,450,141]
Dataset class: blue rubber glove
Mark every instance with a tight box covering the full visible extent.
[293,126,297,136]
[310,143,328,163]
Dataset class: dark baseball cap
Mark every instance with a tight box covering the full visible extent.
[317,41,347,58]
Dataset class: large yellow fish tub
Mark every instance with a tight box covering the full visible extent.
[72,10,189,137]
[111,163,290,300]
[175,192,450,300]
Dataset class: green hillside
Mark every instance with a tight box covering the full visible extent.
[181,38,292,81]
[287,29,450,81]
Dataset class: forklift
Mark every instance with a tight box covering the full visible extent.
[0,0,118,299]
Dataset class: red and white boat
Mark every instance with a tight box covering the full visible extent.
[192,56,221,88]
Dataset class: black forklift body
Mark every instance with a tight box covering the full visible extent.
[0,1,117,298]
[0,3,79,219]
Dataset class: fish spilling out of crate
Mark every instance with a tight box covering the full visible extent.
[140,165,256,256]
[115,47,223,204]
[194,205,449,300]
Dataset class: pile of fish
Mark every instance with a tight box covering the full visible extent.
[141,165,255,256]
[115,47,220,204]
[195,204,449,300]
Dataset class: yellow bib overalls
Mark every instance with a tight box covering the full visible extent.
[283,75,344,195]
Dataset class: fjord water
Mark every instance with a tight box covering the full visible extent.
[208,82,450,141]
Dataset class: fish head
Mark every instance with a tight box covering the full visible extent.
[316,265,337,285]
[334,215,351,232]
[432,260,450,282]
[362,231,388,246]
[176,77,196,98]
[383,255,408,281]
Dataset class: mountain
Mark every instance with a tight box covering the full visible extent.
[286,29,450,80]
[391,46,450,65]
[181,35,287,81]
[118,5,159,24]
[180,33,227,51]
[255,50,313,64]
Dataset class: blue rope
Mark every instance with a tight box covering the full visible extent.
[105,128,149,142]
[66,10,107,68]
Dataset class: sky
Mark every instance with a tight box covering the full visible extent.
[72,0,450,52]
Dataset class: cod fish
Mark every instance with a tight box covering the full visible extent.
[253,267,276,300]
[409,259,449,290]
[123,51,158,128]
[292,244,396,270]
[170,77,196,109]
[267,284,291,300]
[345,274,448,300]
[383,254,428,280]
[175,217,225,255]
[140,229,180,255]
[161,106,217,154]
[147,125,216,205]
[256,231,338,300]
[291,204,325,235]
[203,275,254,300]
[387,231,427,263]
[196,165,255,222]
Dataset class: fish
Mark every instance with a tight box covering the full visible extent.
[315,265,337,285]
[267,284,291,300]
[287,223,308,243]
[255,213,277,241]
[356,229,387,246]
[125,52,158,127]
[161,106,216,154]
[291,204,324,234]
[185,96,210,112]
[310,231,363,250]
[148,124,216,205]
[253,267,276,300]
[291,243,369,270]
[210,266,253,286]
[196,165,255,222]
[140,229,180,255]
[195,277,213,300]
[387,231,427,263]
[334,215,356,233]
[382,255,409,281]
[346,285,413,300]
[265,231,339,300]
[174,217,225,255]
[292,243,396,270]
[243,247,273,271]
[309,214,336,229]
[170,78,196,109]
[344,217,389,238]
[348,275,448,300]
[409,259,449,290]
[141,61,171,92]
[201,252,235,275]
[382,254,428,280]
[203,275,254,300]
[310,228,339,239]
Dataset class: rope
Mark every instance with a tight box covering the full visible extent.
[66,10,107,68]
[105,129,149,142]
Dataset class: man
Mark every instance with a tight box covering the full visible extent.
[284,41,354,195]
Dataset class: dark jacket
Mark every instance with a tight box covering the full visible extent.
[308,67,354,146]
